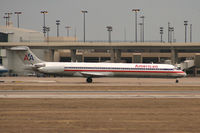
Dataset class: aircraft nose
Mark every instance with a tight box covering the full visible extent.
[184,72,187,77]
[180,71,187,77]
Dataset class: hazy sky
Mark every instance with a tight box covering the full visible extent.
[1,0,200,42]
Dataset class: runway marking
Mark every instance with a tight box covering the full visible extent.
[1,90,200,93]
[1,90,200,99]
[1,94,200,99]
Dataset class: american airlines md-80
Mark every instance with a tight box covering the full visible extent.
[11,46,186,83]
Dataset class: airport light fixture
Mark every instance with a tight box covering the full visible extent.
[184,21,188,43]
[140,15,145,42]
[56,20,61,37]
[160,27,164,43]
[14,12,22,28]
[65,26,71,37]
[106,26,113,43]
[132,9,140,42]
[3,16,9,26]
[81,10,88,42]
[4,12,12,26]
[40,11,48,37]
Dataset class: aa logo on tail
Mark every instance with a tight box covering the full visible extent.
[24,53,34,61]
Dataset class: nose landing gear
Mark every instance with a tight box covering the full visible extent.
[176,79,179,83]
[86,77,93,83]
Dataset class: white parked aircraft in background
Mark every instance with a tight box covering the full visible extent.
[11,46,186,83]
[0,66,8,75]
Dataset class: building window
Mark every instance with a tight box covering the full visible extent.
[0,33,8,42]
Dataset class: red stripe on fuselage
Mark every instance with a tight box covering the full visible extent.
[64,69,184,73]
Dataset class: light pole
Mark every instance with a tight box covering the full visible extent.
[81,10,88,42]
[106,26,112,43]
[184,21,188,43]
[172,27,176,42]
[74,27,77,41]
[46,27,50,42]
[160,27,164,43]
[40,11,48,37]
[124,27,126,42]
[140,15,145,42]
[132,9,140,42]
[168,22,170,43]
[3,16,8,26]
[169,27,174,43]
[190,24,192,43]
[65,26,71,37]
[14,12,22,28]
[56,20,60,37]
[4,13,12,26]
[139,23,143,42]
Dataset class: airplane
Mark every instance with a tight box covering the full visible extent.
[11,46,186,83]
[0,66,8,75]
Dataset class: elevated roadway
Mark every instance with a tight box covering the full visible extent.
[0,42,200,52]
[1,42,200,67]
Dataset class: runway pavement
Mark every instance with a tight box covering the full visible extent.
[0,77,200,99]
[0,77,200,86]
[1,90,200,98]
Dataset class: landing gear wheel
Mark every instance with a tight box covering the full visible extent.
[176,79,179,83]
[86,77,93,83]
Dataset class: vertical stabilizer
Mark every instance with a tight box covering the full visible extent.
[10,46,43,65]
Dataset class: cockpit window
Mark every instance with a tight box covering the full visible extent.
[174,67,181,70]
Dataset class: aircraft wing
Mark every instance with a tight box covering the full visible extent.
[80,72,113,77]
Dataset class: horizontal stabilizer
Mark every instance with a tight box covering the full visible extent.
[10,46,28,51]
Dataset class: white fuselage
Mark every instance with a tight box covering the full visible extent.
[0,66,8,74]
[37,62,186,78]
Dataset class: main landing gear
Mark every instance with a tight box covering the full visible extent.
[176,79,179,83]
[86,77,93,83]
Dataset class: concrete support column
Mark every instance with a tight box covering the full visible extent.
[194,54,200,76]
[171,48,178,65]
[116,49,121,63]
[132,53,142,63]
[194,67,197,77]
[110,49,115,63]
[158,57,161,63]
[195,54,200,68]
[53,50,60,62]
[82,55,85,62]
[71,49,76,62]
[110,49,121,63]
[51,49,55,62]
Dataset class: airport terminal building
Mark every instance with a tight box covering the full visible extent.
[0,25,200,76]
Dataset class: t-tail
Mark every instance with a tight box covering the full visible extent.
[10,46,43,65]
